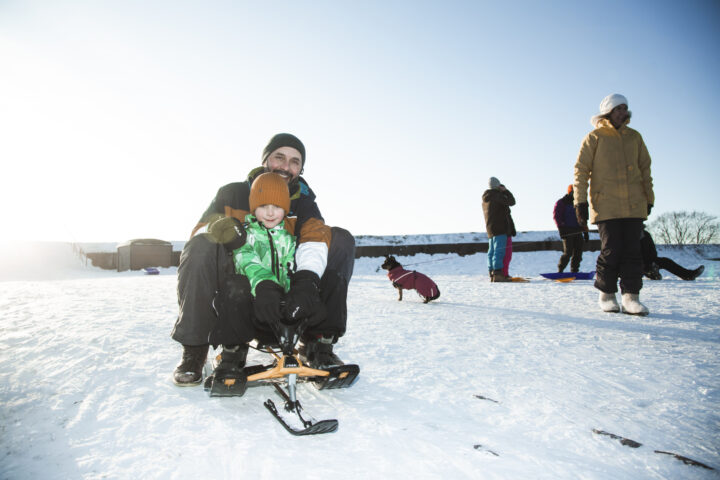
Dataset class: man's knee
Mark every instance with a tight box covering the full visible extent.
[181,233,215,257]
[328,227,355,280]
[180,234,222,275]
[330,227,355,255]
[181,233,234,278]
[210,274,255,346]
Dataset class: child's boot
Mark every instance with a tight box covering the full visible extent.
[621,293,649,316]
[598,292,620,313]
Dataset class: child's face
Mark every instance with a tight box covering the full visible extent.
[255,204,285,229]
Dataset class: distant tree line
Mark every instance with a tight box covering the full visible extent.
[648,211,719,245]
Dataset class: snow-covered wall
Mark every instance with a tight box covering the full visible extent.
[1,234,718,282]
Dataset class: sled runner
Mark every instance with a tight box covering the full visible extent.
[508,276,531,283]
[203,321,359,436]
[540,271,595,281]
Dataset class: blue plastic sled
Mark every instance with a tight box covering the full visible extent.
[143,267,160,275]
[540,271,595,280]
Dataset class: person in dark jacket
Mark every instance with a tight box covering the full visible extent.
[553,185,589,273]
[482,177,516,282]
[641,228,704,281]
[171,133,355,386]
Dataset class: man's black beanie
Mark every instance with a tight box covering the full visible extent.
[262,133,306,167]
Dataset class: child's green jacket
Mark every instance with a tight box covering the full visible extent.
[233,215,296,296]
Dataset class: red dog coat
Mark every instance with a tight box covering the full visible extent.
[387,266,439,300]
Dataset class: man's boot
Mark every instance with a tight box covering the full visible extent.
[684,265,704,281]
[644,262,662,280]
[173,344,209,386]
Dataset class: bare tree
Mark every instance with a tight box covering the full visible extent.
[648,211,720,245]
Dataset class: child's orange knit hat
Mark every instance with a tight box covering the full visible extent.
[249,173,290,214]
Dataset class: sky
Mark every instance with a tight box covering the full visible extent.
[1,0,719,243]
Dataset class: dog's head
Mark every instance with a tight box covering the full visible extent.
[381,255,401,271]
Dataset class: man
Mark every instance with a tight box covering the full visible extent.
[641,227,704,281]
[171,133,355,386]
[574,94,654,315]
[553,185,588,273]
[482,177,516,282]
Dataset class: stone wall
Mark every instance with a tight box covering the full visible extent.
[85,240,601,269]
[354,240,601,258]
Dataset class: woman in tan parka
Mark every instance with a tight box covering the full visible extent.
[574,93,654,315]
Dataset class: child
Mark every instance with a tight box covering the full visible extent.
[208,172,298,386]
[482,177,517,282]
[233,172,296,301]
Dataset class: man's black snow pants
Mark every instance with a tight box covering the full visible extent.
[655,257,696,280]
[641,229,696,280]
[594,219,643,294]
[558,233,584,273]
[171,227,355,347]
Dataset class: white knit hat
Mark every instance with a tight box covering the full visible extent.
[591,93,630,127]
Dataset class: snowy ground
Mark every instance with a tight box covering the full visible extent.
[1,241,719,479]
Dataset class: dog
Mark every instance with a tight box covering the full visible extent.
[380,255,440,303]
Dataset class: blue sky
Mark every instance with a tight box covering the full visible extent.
[1,0,719,242]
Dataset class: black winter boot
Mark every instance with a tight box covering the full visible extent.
[299,336,344,369]
[684,265,704,281]
[213,344,249,377]
[644,262,662,280]
[205,344,249,397]
[173,344,209,386]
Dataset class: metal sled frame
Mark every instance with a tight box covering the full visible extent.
[206,340,359,435]
[251,347,342,436]
[247,347,331,383]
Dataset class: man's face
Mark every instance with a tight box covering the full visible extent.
[264,146,303,183]
[609,104,629,128]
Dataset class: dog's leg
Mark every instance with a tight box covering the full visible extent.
[397,286,403,301]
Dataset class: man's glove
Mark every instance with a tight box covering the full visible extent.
[253,280,284,328]
[284,270,323,324]
[647,204,653,216]
[575,202,589,227]
[209,216,247,252]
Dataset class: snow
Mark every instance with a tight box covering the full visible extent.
[1,239,719,479]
